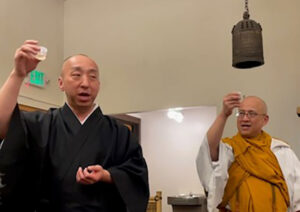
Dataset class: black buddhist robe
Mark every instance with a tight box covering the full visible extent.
[0,104,149,212]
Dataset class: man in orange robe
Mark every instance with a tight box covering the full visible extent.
[196,92,300,212]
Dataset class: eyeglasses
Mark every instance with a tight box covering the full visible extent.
[236,110,266,119]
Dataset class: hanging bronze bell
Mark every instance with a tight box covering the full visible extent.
[232,12,264,69]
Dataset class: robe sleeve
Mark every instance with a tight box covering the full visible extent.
[0,105,50,212]
[195,135,234,212]
[272,140,300,212]
[107,121,149,212]
[0,105,36,211]
[290,150,300,212]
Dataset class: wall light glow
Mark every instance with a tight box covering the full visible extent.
[167,108,184,123]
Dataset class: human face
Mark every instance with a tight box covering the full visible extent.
[58,55,100,112]
[236,97,269,138]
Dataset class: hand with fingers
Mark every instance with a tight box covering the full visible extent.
[222,92,241,117]
[13,40,41,78]
[76,165,113,185]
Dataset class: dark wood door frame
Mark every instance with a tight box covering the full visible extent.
[110,114,141,144]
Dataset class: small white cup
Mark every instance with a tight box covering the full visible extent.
[35,46,48,61]
[237,92,246,102]
[237,91,242,101]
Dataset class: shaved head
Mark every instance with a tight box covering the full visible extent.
[61,54,99,77]
[242,96,268,115]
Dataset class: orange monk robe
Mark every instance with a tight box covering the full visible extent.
[218,132,289,212]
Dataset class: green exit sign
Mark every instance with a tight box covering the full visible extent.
[29,70,45,87]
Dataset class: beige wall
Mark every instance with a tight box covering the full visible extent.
[64,0,300,155]
[0,0,64,109]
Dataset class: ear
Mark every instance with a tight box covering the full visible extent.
[58,76,64,91]
[263,115,269,126]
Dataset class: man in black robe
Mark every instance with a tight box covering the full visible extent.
[0,40,149,212]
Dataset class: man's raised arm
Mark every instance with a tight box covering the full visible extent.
[207,93,240,161]
[0,40,40,139]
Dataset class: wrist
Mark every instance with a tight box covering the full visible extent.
[11,69,27,80]
[102,170,113,183]
[220,111,230,119]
